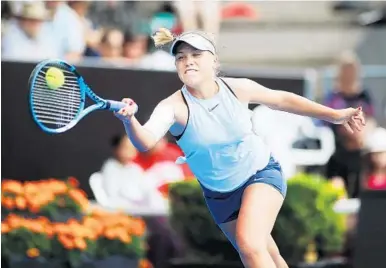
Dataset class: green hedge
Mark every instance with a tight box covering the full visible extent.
[169,173,346,264]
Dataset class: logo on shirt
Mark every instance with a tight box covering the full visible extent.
[208,104,219,112]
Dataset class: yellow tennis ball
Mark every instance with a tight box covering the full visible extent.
[45,67,65,89]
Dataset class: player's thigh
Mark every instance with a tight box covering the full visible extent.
[219,217,282,256]
[236,183,284,251]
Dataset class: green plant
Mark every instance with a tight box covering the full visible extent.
[272,173,346,263]
[169,173,347,264]
[1,214,55,261]
[169,180,239,262]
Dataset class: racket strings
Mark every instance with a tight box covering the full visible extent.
[31,64,82,129]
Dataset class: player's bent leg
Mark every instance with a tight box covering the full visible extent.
[219,220,289,268]
[236,183,284,268]
[268,235,289,268]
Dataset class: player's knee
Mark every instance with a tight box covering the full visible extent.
[236,231,268,257]
[268,242,281,259]
[268,243,288,268]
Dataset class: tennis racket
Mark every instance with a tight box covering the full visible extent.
[29,59,136,134]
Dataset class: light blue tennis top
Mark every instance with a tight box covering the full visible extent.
[175,78,271,192]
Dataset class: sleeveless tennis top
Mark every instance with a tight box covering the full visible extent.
[175,78,271,192]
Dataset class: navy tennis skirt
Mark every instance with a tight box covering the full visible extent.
[200,156,287,225]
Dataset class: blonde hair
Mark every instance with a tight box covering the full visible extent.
[151,28,217,51]
[337,50,361,67]
[151,28,175,47]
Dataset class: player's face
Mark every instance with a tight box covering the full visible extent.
[175,43,217,88]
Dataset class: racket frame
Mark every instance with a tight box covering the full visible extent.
[29,59,128,134]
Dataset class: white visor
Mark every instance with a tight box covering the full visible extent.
[170,33,216,56]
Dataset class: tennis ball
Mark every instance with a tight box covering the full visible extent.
[45,67,65,89]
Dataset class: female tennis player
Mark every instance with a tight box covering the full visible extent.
[114,28,365,268]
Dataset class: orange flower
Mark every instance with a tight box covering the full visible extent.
[2,197,15,210]
[104,229,116,240]
[2,180,23,194]
[27,200,41,213]
[23,182,39,195]
[130,219,146,236]
[28,222,45,233]
[90,207,110,217]
[74,237,87,250]
[53,223,72,235]
[84,230,98,241]
[69,189,88,203]
[36,216,50,224]
[58,234,74,250]
[6,214,24,229]
[67,177,80,188]
[118,233,132,244]
[68,189,89,211]
[49,181,68,194]
[15,196,27,210]
[138,259,153,268]
[26,248,40,258]
[45,226,54,238]
[1,222,10,233]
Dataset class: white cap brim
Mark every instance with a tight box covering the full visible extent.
[170,33,215,55]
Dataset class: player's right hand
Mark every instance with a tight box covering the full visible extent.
[114,98,138,122]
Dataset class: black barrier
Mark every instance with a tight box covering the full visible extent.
[1,60,306,198]
[353,190,386,268]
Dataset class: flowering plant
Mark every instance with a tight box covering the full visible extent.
[85,208,147,259]
[1,178,89,220]
[1,211,148,267]
[1,178,149,268]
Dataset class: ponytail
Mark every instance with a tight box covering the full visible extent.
[151,28,175,47]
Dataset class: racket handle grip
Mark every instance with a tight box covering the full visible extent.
[106,100,138,113]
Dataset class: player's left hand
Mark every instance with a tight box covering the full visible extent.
[333,107,366,134]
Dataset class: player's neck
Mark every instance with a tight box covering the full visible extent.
[186,80,219,100]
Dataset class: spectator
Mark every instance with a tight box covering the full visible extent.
[149,2,180,35]
[98,28,124,59]
[173,0,221,37]
[362,127,386,190]
[2,2,60,61]
[44,1,86,61]
[134,34,176,71]
[323,51,377,197]
[134,136,193,178]
[100,134,139,199]
[67,1,102,57]
[87,1,138,32]
[99,134,185,268]
[1,1,12,34]
[122,31,149,64]
[100,134,168,209]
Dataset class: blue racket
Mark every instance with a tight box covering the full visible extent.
[29,59,135,134]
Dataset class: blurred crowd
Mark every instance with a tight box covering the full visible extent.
[320,51,386,198]
[315,51,386,264]
[1,1,225,71]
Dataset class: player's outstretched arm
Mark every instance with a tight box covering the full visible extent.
[115,98,175,151]
[226,78,366,134]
